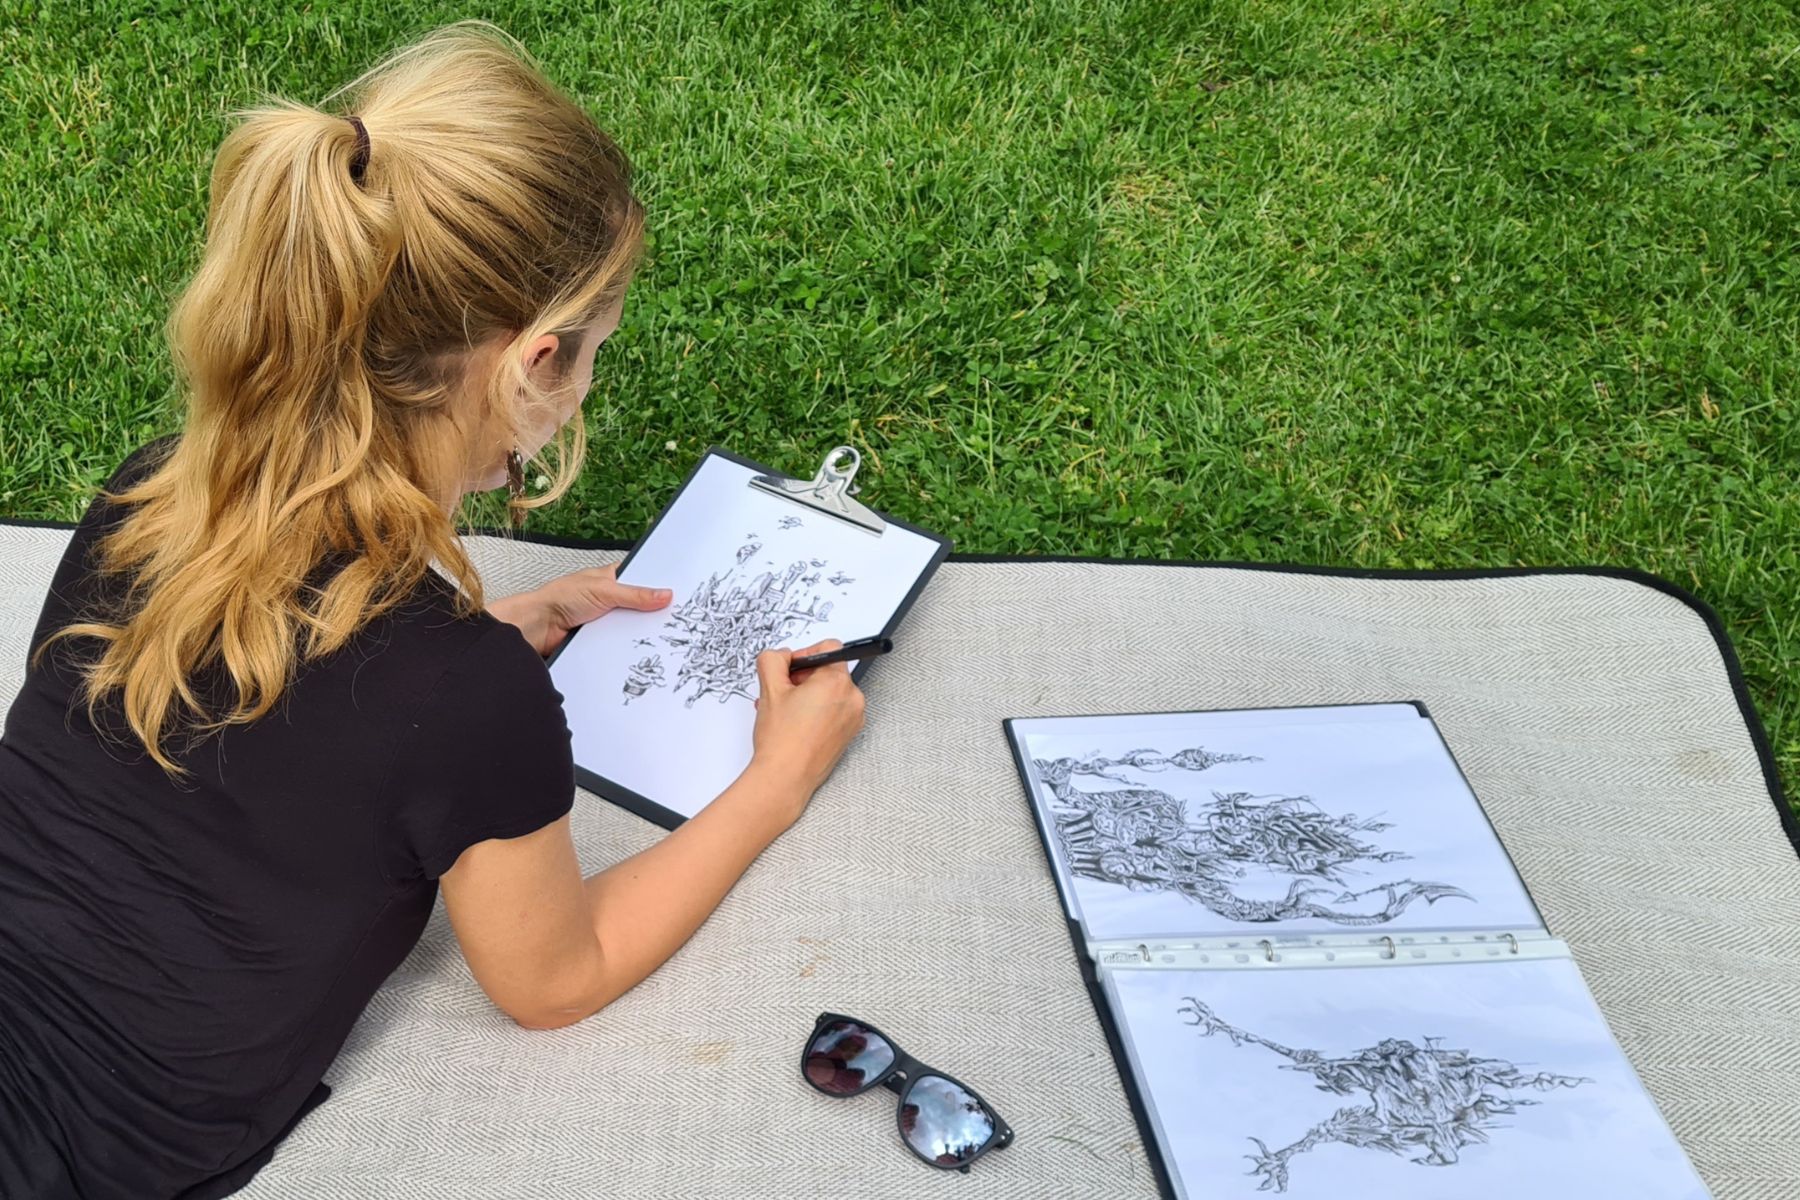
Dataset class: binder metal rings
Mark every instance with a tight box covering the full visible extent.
[1379,936,1397,959]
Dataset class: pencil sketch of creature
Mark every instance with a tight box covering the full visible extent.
[828,571,854,586]
[777,515,802,530]
[1176,997,1590,1192]
[1032,750,1472,924]
[648,559,835,706]
[736,540,761,566]
[621,655,666,703]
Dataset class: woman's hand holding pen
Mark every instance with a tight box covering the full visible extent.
[743,639,866,829]
[488,565,673,656]
[488,565,864,831]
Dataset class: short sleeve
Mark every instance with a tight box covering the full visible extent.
[29,434,180,658]
[384,621,577,881]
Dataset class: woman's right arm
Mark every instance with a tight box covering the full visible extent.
[438,642,863,1029]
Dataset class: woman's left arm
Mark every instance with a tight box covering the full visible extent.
[488,564,672,656]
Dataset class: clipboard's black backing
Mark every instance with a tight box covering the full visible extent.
[1002,701,1550,1200]
[545,446,951,830]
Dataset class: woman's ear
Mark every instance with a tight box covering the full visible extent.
[520,332,564,383]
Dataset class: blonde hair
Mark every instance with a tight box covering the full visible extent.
[39,21,644,776]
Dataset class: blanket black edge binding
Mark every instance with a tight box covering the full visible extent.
[450,526,1800,1200]
[467,526,1798,841]
[6,516,1791,852]
[220,526,1800,1200]
[6,517,1792,1200]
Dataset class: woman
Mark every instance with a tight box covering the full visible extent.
[0,23,864,1200]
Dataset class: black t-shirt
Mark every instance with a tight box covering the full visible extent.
[0,438,576,1199]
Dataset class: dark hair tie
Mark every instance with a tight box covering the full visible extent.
[346,115,371,185]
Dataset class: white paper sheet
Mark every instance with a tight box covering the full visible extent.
[1104,959,1711,1199]
[1016,715,1543,941]
[548,452,943,820]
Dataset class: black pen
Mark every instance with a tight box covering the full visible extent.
[789,636,894,673]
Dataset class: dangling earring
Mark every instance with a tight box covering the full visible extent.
[505,448,526,530]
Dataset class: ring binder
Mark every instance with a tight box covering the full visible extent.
[1003,706,1713,1200]
[749,446,887,534]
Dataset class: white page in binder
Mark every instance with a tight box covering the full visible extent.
[1018,715,1543,942]
[1103,958,1711,1200]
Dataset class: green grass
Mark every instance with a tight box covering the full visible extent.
[2,1,1795,801]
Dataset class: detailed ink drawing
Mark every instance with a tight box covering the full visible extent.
[622,654,666,703]
[1032,749,1471,925]
[626,539,837,707]
[1177,997,1589,1193]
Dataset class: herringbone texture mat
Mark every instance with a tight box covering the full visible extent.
[1,525,1793,1198]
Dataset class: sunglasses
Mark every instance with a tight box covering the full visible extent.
[800,1012,1015,1173]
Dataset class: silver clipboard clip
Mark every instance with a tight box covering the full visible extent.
[749,446,886,535]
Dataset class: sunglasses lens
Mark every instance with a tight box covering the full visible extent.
[899,1074,996,1168]
[804,1020,897,1096]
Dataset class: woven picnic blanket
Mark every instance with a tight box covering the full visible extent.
[1,522,1793,1199]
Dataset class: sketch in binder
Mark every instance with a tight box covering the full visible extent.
[1015,716,1546,942]
[1032,746,1473,929]
[1176,995,1589,1193]
[1099,958,1711,1200]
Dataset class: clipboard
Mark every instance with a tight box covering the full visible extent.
[546,446,951,829]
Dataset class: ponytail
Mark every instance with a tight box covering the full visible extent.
[40,21,644,776]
